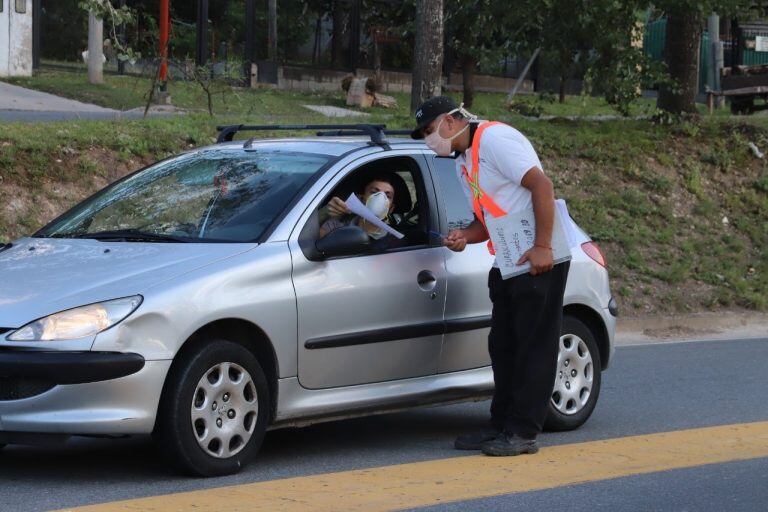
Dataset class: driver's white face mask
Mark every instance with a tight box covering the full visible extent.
[364,191,391,240]
[366,190,390,219]
[424,105,474,156]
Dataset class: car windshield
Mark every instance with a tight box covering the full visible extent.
[36,148,331,242]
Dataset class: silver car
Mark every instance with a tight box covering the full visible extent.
[0,124,617,475]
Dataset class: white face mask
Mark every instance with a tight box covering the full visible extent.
[364,191,391,239]
[366,190,390,219]
[424,108,470,157]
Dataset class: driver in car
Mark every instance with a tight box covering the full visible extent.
[319,174,402,252]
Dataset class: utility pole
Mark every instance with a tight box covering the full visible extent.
[708,13,724,108]
[268,0,277,62]
[87,10,104,84]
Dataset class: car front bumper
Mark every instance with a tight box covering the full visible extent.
[0,351,170,438]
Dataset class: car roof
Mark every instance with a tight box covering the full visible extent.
[209,137,428,157]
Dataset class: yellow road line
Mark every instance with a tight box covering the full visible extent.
[62,421,768,512]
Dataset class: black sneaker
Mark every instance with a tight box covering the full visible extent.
[481,432,539,456]
[454,427,502,450]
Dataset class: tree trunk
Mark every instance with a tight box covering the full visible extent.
[658,7,702,114]
[559,74,566,103]
[267,0,278,61]
[331,2,348,68]
[461,55,477,108]
[410,0,444,112]
[87,11,104,85]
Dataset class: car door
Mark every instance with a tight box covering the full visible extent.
[429,155,495,373]
[289,151,447,389]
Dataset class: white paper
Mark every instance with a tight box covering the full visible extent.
[345,193,405,239]
[485,203,572,279]
[555,198,581,249]
[757,36,768,52]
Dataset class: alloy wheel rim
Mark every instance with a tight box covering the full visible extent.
[190,362,259,458]
[551,334,593,415]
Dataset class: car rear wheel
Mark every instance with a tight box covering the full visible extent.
[544,315,602,431]
[154,339,270,476]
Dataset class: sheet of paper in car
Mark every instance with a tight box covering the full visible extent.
[485,202,572,279]
[345,193,405,239]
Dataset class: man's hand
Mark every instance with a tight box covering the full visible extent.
[444,229,468,252]
[327,197,351,217]
[517,246,553,275]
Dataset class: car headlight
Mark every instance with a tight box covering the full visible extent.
[7,296,143,341]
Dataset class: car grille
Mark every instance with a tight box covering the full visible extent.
[0,378,55,401]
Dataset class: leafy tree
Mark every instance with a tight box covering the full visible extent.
[443,0,536,108]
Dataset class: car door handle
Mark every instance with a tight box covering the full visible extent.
[417,270,438,292]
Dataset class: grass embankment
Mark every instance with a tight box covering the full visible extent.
[0,76,766,315]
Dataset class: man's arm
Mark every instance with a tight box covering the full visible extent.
[518,166,555,275]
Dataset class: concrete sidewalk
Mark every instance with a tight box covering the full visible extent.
[0,81,177,122]
[0,81,116,113]
[616,310,768,345]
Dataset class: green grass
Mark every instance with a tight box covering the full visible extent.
[0,77,766,315]
[2,67,750,126]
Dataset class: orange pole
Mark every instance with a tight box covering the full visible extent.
[159,0,170,84]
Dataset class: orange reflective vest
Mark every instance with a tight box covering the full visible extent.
[460,121,507,254]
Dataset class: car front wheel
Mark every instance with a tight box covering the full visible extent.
[154,339,270,476]
[544,315,602,431]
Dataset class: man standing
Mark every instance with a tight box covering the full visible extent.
[411,96,569,457]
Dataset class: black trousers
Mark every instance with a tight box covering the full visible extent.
[487,262,570,439]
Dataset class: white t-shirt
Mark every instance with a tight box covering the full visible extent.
[454,122,544,265]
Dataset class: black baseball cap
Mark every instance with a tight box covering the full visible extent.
[411,96,458,139]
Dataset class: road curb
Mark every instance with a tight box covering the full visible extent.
[615,310,768,345]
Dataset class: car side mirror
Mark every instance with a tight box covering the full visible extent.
[315,226,370,259]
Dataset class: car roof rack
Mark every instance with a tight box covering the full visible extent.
[215,124,413,146]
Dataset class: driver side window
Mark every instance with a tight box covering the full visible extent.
[301,156,431,258]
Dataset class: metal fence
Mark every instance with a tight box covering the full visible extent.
[644,18,768,93]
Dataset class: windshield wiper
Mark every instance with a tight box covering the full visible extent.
[66,229,195,243]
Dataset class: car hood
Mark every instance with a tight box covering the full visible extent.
[0,238,255,328]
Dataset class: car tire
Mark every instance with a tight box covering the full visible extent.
[544,315,602,432]
[154,339,270,476]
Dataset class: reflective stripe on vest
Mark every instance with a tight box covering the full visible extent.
[461,121,507,254]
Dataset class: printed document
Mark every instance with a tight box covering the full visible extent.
[345,193,405,239]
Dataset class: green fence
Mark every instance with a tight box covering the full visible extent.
[740,26,768,66]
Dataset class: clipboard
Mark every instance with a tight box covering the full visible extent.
[485,200,573,279]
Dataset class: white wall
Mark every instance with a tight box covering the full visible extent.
[1,0,33,77]
[0,0,10,76]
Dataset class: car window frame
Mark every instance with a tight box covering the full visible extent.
[427,154,477,236]
[292,149,443,262]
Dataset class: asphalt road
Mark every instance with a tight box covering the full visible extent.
[0,337,766,512]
